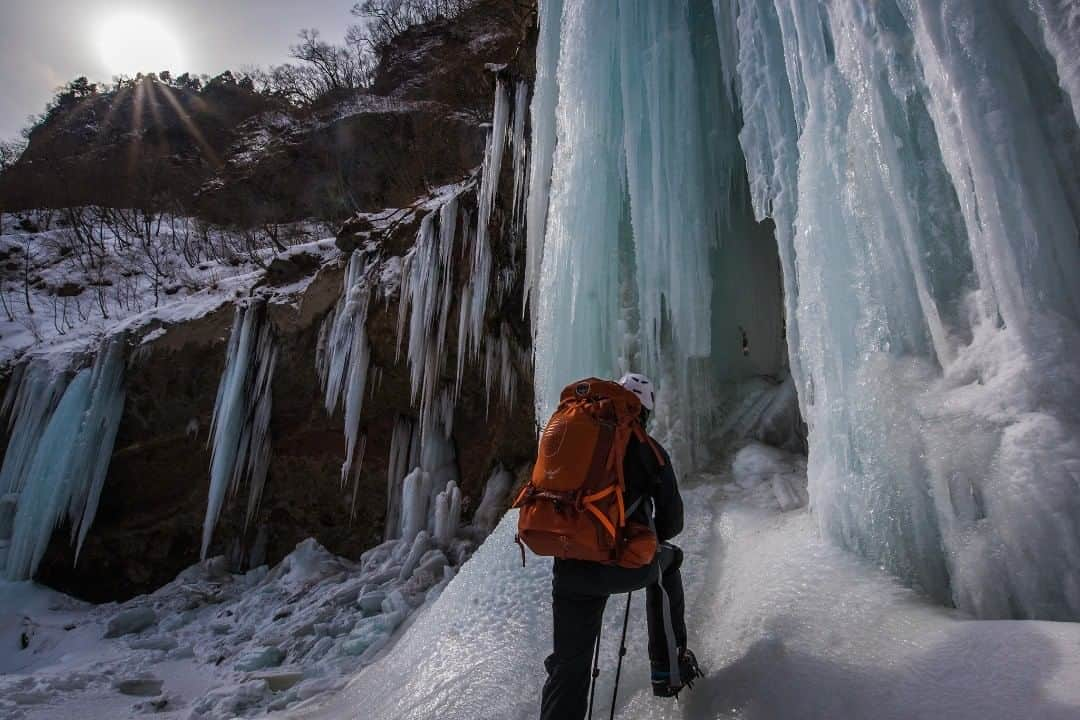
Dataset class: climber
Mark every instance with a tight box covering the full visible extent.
[517,372,702,720]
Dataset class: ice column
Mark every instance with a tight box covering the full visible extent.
[531,0,779,467]
[533,0,628,424]
[524,0,564,325]
[473,465,514,532]
[203,302,277,560]
[3,337,127,580]
[532,0,1080,618]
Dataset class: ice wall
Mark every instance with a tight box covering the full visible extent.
[1,337,126,580]
[203,302,277,559]
[530,0,788,467]
[530,0,1080,618]
[731,0,1080,618]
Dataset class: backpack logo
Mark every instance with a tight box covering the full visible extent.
[575,382,590,397]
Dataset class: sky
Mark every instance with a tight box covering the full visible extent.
[0,0,359,139]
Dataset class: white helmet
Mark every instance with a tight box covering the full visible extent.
[618,372,655,411]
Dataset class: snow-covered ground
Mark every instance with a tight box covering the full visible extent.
[0,529,475,720]
[0,209,339,367]
[5,442,1079,719]
[287,443,1080,720]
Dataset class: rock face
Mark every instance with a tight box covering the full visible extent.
[24,0,539,602]
[0,0,533,229]
[0,76,280,212]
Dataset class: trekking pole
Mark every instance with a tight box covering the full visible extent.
[609,592,633,720]
[586,623,603,720]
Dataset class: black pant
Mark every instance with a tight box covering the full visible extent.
[539,543,687,720]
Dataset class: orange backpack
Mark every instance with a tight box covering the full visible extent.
[513,378,664,568]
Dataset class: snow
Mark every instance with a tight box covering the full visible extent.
[288,448,1080,720]
[0,210,336,368]
[0,521,487,720]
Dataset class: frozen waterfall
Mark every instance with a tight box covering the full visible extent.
[203,302,278,560]
[1,337,127,580]
[527,0,1080,619]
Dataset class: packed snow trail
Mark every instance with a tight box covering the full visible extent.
[286,444,1080,720]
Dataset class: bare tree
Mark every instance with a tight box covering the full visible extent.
[289,29,371,98]
[351,0,474,51]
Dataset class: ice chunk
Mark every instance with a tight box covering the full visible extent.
[127,634,178,652]
[397,530,431,582]
[432,481,462,546]
[235,646,286,672]
[104,607,157,638]
[112,677,163,697]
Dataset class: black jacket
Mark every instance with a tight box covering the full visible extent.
[622,433,683,543]
[552,430,684,596]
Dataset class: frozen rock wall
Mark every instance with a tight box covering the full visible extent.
[528,0,1080,618]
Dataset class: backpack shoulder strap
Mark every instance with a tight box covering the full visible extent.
[632,423,666,467]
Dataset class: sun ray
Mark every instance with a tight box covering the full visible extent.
[155,83,223,169]
[126,78,147,186]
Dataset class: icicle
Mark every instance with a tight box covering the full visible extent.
[477,76,511,258]
[4,336,127,580]
[349,433,367,521]
[467,76,510,358]
[0,363,70,496]
[396,196,460,440]
[510,80,530,237]
[203,302,277,560]
[320,252,374,485]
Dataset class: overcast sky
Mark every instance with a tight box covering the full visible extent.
[0,0,359,139]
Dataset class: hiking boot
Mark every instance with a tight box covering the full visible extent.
[651,647,704,697]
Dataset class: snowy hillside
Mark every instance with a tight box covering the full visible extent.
[0,209,336,367]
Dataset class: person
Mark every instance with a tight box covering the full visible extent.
[539,373,701,720]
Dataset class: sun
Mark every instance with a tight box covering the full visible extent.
[96,11,184,77]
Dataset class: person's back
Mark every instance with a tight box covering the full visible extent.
[538,373,701,720]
